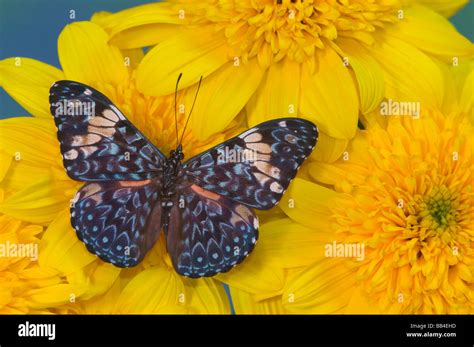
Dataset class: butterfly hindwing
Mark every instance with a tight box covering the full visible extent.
[71,179,162,267]
[182,118,318,210]
[165,184,258,278]
[50,80,165,181]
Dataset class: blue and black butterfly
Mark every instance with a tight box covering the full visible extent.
[49,78,318,278]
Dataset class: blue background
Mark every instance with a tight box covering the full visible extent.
[0,0,473,314]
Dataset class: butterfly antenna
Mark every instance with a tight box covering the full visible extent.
[179,75,203,145]
[174,73,183,148]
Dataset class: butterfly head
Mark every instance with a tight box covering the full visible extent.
[170,144,184,161]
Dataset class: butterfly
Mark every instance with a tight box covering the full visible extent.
[49,78,318,278]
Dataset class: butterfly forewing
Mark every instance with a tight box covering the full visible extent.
[166,184,259,278]
[72,179,162,267]
[181,118,318,210]
[50,80,165,181]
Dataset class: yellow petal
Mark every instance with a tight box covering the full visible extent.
[246,58,300,126]
[25,283,88,309]
[300,48,359,139]
[307,161,347,186]
[0,176,73,224]
[257,218,330,268]
[280,178,338,229]
[0,149,12,182]
[115,267,185,313]
[113,24,183,50]
[39,209,96,275]
[121,48,145,70]
[460,63,474,119]
[137,27,229,96]
[230,287,287,314]
[184,277,231,314]
[216,253,285,298]
[0,117,73,193]
[337,38,385,114]
[371,37,444,109]
[184,59,263,139]
[92,3,184,49]
[74,262,121,300]
[0,117,58,168]
[58,21,128,85]
[283,259,356,313]
[310,131,348,163]
[0,58,64,118]
[344,285,381,313]
[388,5,474,62]
[78,277,122,313]
[414,0,468,17]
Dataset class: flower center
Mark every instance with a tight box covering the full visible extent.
[181,0,400,65]
[421,186,458,230]
[325,113,473,313]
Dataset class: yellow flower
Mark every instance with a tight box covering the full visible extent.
[0,188,88,313]
[277,68,474,314]
[92,0,473,163]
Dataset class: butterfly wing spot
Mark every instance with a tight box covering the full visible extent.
[87,125,116,138]
[102,109,120,122]
[71,134,102,146]
[270,181,284,193]
[253,217,259,230]
[64,149,79,160]
[246,142,272,154]
[254,161,281,179]
[78,183,102,200]
[89,116,115,127]
[285,134,297,144]
[244,132,263,143]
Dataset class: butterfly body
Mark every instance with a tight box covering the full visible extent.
[50,80,318,278]
[161,145,184,208]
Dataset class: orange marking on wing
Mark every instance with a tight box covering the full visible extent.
[119,180,152,187]
[190,184,221,201]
